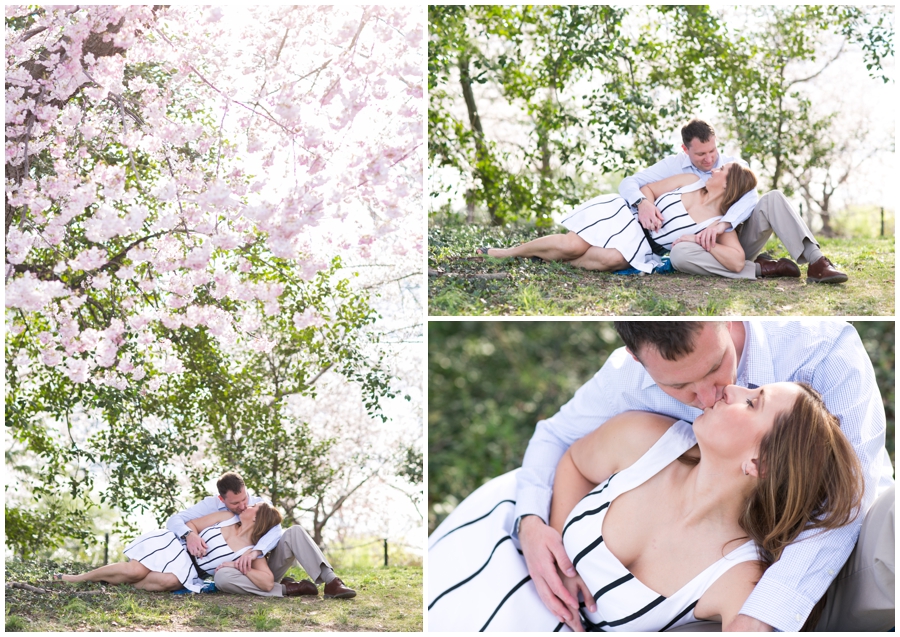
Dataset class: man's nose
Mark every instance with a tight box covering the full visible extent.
[696,385,719,409]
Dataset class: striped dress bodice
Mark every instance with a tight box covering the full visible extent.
[561,421,759,631]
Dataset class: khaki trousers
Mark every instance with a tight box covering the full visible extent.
[667,485,895,632]
[670,190,819,279]
[214,525,332,597]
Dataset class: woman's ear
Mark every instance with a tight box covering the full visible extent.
[743,458,760,478]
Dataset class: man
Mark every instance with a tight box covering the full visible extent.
[618,120,848,283]
[515,321,893,631]
[167,472,356,599]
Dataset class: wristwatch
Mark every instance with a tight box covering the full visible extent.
[181,529,193,540]
[514,514,540,535]
[631,196,646,209]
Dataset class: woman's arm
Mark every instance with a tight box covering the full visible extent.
[639,174,700,202]
[710,228,747,273]
[214,556,276,592]
[186,510,235,535]
[548,412,676,534]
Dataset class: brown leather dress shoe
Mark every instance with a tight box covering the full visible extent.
[283,579,318,596]
[807,256,848,283]
[755,255,800,278]
[323,577,357,599]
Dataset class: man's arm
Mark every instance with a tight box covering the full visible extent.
[253,523,283,556]
[738,323,889,631]
[719,187,758,229]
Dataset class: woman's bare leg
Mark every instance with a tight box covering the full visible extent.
[61,560,150,585]
[568,247,630,271]
[133,572,182,592]
[487,233,591,261]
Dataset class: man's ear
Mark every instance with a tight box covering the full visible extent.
[625,347,640,363]
[681,143,689,155]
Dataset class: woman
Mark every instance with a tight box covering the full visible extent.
[428,382,862,631]
[58,502,283,593]
[477,163,757,274]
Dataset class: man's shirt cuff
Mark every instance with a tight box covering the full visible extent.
[740,577,819,632]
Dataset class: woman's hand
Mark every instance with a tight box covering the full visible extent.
[558,567,593,632]
[696,221,729,251]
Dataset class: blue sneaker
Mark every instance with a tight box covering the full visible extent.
[652,257,674,274]
[612,267,643,276]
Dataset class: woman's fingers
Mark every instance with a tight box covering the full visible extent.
[519,519,579,623]
[576,575,596,614]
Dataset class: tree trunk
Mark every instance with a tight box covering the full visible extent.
[458,52,501,225]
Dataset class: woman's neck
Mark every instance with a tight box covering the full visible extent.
[234,520,254,539]
[700,187,725,213]
[676,455,755,526]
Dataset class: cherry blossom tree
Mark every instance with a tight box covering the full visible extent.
[5,5,423,551]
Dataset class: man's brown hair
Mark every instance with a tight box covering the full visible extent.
[217,472,246,497]
[614,321,713,361]
[681,119,716,147]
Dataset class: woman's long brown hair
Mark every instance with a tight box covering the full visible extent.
[717,163,758,215]
[741,382,863,629]
[250,502,284,545]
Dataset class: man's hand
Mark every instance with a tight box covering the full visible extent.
[518,516,580,625]
[637,200,664,232]
[185,531,208,557]
[234,550,261,575]
[696,221,729,251]
[214,561,235,573]
[726,614,773,632]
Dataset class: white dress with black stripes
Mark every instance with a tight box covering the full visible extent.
[427,421,759,632]
[559,181,722,273]
[123,516,252,592]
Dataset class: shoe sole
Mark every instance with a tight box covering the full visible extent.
[808,275,848,284]
[325,592,357,599]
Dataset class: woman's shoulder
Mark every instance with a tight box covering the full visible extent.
[695,558,766,627]
[570,411,679,476]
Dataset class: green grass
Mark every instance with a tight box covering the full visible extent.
[5,559,422,632]
[429,224,895,316]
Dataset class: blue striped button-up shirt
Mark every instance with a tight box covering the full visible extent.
[515,320,893,631]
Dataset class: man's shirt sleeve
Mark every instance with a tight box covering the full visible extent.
[618,156,683,205]
[719,187,758,229]
[253,523,284,556]
[739,323,889,631]
[166,495,221,538]
[514,356,628,526]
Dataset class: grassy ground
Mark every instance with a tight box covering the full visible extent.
[429,225,895,316]
[5,559,422,632]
